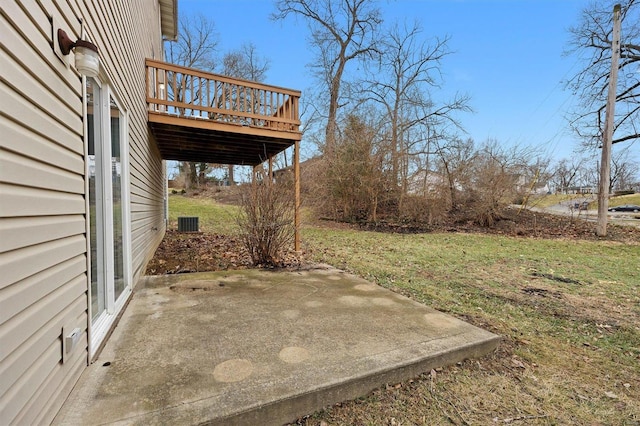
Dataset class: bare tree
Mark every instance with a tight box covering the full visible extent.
[611,147,640,191]
[323,112,385,222]
[220,43,271,184]
[577,156,600,192]
[222,43,270,81]
[566,0,640,148]
[433,136,475,209]
[272,0,382,154]
[166,17,273,188]
[562,150,638,193]
[165,14,219,189]
[361,21,470,191]
[550,157,586,193]
[459,141,535,226]
[166,14,218,69]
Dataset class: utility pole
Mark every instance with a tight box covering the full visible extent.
[597,3,622,237]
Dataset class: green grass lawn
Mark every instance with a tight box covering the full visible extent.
[528,193,584,208]
[168,194,240,234]
[168,195,640,425]
[610,193,640,207]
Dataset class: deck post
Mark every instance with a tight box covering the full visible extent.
[294,141,300,252]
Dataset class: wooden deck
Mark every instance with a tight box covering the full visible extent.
[146,59,301,166]
[145,59,302,250]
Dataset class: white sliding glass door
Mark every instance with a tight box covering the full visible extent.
[86,78,131,355]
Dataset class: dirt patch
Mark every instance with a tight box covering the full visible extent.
[530,271,582,285]
[522,286,564,298]
[469,269,638,332]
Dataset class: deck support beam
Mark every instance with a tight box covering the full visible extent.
[294,141,300,252]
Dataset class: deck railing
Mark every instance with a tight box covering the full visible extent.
[146,59,300,133]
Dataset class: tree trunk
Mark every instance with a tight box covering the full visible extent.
[325,64,345,156]
[189,162,198,188]
[227,164,235,185]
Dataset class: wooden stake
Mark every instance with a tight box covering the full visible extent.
[597,4,621,237]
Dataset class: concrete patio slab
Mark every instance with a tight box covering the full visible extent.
[54,265,500,426]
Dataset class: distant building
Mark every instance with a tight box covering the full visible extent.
[564,186,597,195]
[406,170,460,195]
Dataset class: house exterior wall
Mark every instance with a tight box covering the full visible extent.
[0,1,168,424]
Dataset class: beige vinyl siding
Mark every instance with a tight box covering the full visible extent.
[0,1,87,423]
[0,0,167,424]
[73,0,167,285]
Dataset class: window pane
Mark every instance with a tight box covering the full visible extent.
[87,79,104,320]
[110,95,125,300]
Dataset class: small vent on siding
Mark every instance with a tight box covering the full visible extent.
[178,216,199,232]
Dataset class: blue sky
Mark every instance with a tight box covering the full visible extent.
[177,0,589,161]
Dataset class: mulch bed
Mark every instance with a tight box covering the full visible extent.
[145,231,252,275]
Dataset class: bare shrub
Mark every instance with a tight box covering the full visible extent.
[236,179,295,266]
[298,156,325,208]
[399,194,449,225]
[457,143,529,226]
[172,171,187,190]
[317,114,386,222]
[303,112,547,229]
